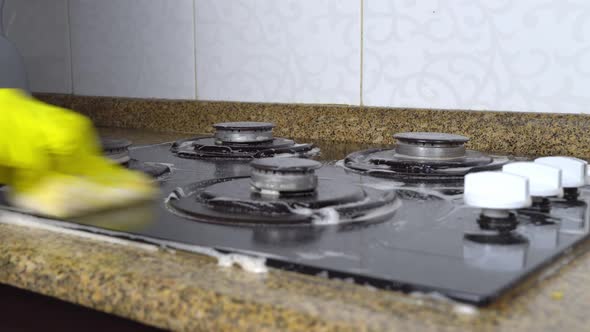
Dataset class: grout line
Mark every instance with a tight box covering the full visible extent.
[192,0,198,100]
[359,0,364,108]
[66,0,74,95]
[0,0,5,37]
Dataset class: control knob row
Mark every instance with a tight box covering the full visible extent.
[464,156,586,210]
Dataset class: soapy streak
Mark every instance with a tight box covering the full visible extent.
[0,211,268,274]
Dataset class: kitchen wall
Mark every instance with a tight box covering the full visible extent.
[3,0,590,113]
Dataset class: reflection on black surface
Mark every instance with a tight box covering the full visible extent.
[69,201,157,232]
[551,197,588,234]
[518,214,559,250]
[252,226,324,247]
[463,232,529,271]
[477,213,519,233]
[213,160,252,178]
[521,197,552,214]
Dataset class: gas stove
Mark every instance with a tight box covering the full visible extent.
[344,132,509,182]
[101,137,170,178]
[1,129,589,306]
[171,122,319,159]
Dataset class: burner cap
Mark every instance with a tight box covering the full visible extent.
[394,132,469,144]
[250,158,321,172]
[213,122,275,144]
[213,122,275,130]
[394,132,469,159]
[100,138,170,178]
[101,138,132,150]
[100,138,132,164]
[250,158,322,194]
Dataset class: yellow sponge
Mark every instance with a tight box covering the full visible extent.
[8,170,157,219]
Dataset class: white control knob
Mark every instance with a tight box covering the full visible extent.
[568,157,589,185]
[535,157,586,188]
[502,162,562,197]
[464,172,531,210]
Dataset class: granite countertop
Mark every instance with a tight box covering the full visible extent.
[0,128,589,331]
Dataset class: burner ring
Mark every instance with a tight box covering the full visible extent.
[100,138,132,165]
[250,158,322,194]
[213,122,275,144]
[394,132,469,159]
[395,142,467,159]
[393,132,469,144]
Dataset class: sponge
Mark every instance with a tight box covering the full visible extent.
[8,170,157,219]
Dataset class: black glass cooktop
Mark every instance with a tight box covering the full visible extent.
[2,141,589,306]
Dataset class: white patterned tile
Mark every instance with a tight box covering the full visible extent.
[70,0,195,99]
[3,0,71,93]
[364,0,590,113]
[195,0,361,105]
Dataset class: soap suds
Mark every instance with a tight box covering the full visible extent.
[217,253,268,274]
[410,291,479,316]
[0,212,158,252]
[0,211,270,274]
[312,207,340,225]
[296,250,360,261]
[452,304,478,316]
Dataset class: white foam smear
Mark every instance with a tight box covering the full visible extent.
[164,189,183,203]
[410,291,479,316]
[217,254,268,274]
[289,206,339,225]
[312,207,340,225]
[452,304,479,316]
[296,250,360,261]
[334,160,346,168]
[0,210,269,274]
[267,146,321,159]
[289,206,335,226]
[288,196,400,226]
[359,181,464,207]
[0,212,158,251]
[258,189,281,197]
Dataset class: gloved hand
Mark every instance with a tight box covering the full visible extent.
[0,89,156,218]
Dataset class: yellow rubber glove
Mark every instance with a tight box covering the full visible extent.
[0,89,157,218]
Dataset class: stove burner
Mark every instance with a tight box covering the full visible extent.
[171,122,318,159]
[250,158,321,195]
[213,122,275,144]
[101,138,169,178]
[344,132,508,181]
[101,138,132,164]
[167,159,399,226]
[394,132,468,159]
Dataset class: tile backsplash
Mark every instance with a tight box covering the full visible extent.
[363,0,590,113]
[3,0,71,93]
[4,0,590,113]
[69,0,196,99]
[195,0,360,105]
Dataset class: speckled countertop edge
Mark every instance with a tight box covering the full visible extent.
[1,214,590,332]
[36,94,590,160]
